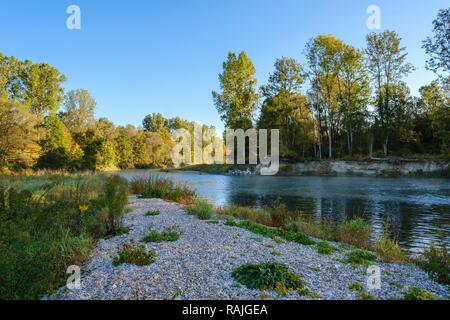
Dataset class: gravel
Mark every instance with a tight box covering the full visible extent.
[48,196,449,300]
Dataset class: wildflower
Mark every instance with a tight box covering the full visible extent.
[79,204,89,214]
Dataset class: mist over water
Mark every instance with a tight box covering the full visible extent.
[119,170,450,253]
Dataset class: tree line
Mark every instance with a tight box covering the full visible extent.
[213,8,449,161]
[0,52,213,171]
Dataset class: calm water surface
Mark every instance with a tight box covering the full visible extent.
[118,170,450,253]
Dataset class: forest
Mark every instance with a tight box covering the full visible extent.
[0,8,448,173]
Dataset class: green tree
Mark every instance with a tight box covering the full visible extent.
[143,113,168,133]
[213,51,259,129]
[21,60,66,118]
[37,115,83,169]
[337,44,371,156]
[365,30,414,156]
[60,89,96,134]
[306,35,346,159]
[423,8,450,85]
[0,99,41,170]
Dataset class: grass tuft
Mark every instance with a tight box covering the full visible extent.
[231,262,306,296]
[185,199,215,220]
[130,176,196,204]
[336,218,371,249]
[112,244,155,266]
[316,241,337,255]
[374,238,405,263]
[403,287,437,300]
[142,228,181,243]
[344,249,377,265]
[145,210,160,216]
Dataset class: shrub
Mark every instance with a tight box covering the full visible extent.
[267,200,291,227]
[231,262,305,296]
[336,218,371,249]
[418,244,449,285]
[130,176,196,204]
[142,228,181,242]
[145,210,160,216]
[112,244,155,266]
[403,287,437,300]
[374,238,405,263]
[0,174,129,299]
[185,199,215,220]
[344,249,377,265]
[316,242,337,255]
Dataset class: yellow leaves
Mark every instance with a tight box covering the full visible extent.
[79,204,89,214]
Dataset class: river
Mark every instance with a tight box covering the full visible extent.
[118,169,450,253]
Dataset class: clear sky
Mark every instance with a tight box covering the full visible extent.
[0,0,447,132]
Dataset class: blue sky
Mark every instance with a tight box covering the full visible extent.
[0,0,447,132]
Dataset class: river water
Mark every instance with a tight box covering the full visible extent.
[118,170,450,253]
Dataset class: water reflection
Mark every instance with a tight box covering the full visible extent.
[118,170,450,253]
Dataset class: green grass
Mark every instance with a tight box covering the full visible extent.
[336,218,371,249]
[142,228,181,242]
[112,244,155,266]
[231,262,306,296]
[403,287,437,300]
[416,243,449,285]
[185,199,215,220]
[145,210,160,216]
[316,242,337,255]
[0,174,129,299]
[130,176,196,204]
[348,282,375,300]
[344,249,377,266]
[225,219,315,245]
[374,238,405,263]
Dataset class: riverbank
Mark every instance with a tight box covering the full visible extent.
[179,159,450,177]
[48,197,448,300]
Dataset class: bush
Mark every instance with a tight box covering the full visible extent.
[344,249,377,265]
[231,262,305,296]
[418,244,449,285]
[336,218,371,249]
[403,287,437,300]
[112,244,155,266]
[130,176,196,204]
[142,228,181,242]
[185,199,215,220]
[374,238,405,263]
[0,174,129,299]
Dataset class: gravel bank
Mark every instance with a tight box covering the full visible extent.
[48,196,448,300]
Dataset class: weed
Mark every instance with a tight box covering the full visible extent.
[316,242,337,255]
[185,199,215,220]
[417,243,449,285]
[145,210,160,216]
[403,287,437,300]
[374,238,405,262]
[142,228,181,242]
[232,262,306,296]
[131,176,196,204]
[336,218,371,249]
[112,244,155,266]
[344,249,377,265]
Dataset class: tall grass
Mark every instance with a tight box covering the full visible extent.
[130,176,196,204]
[0,174,129,299]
